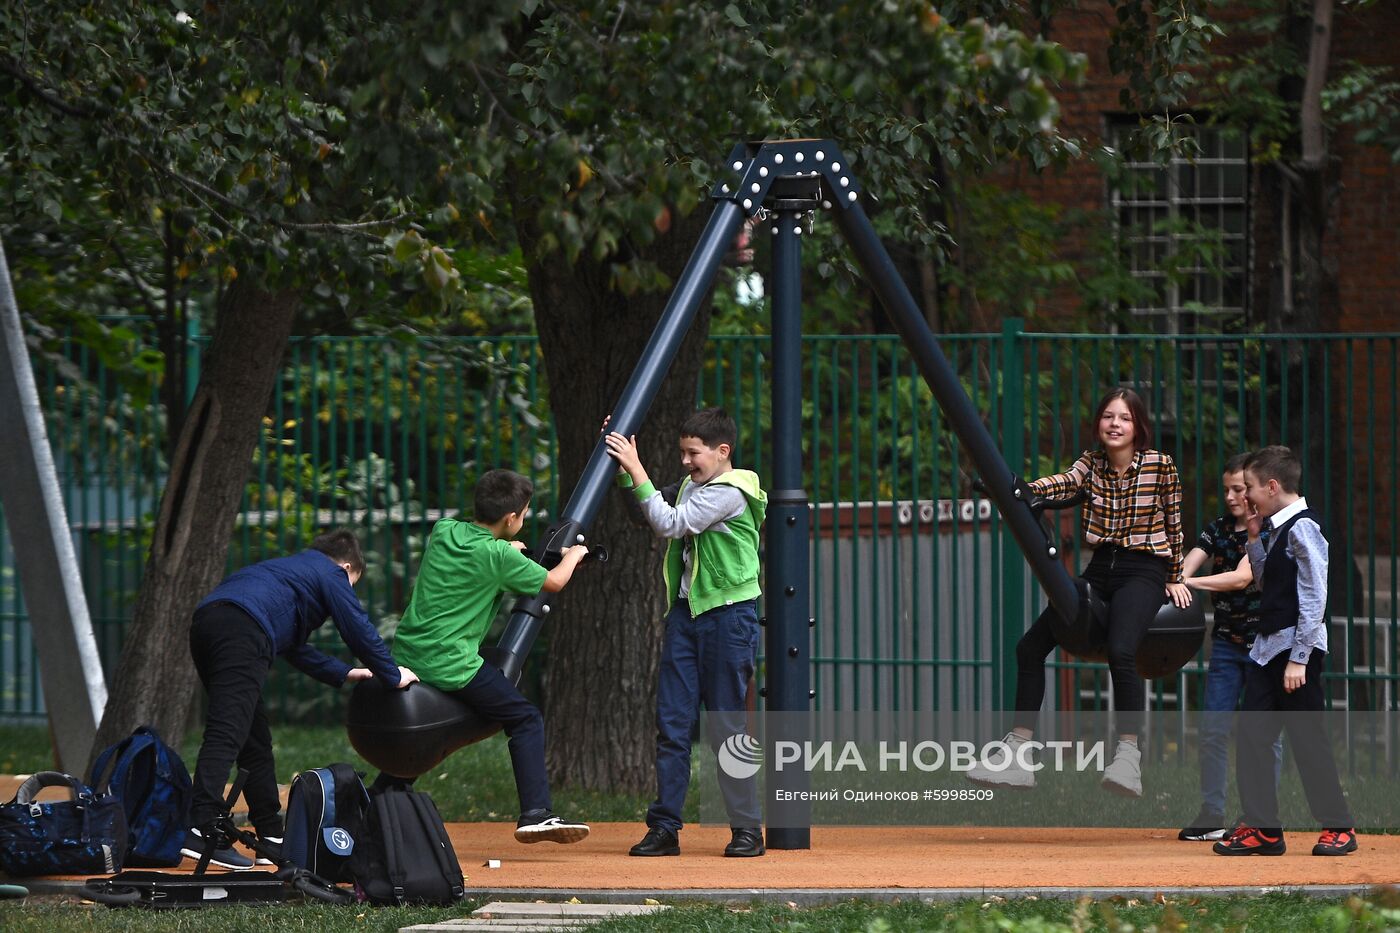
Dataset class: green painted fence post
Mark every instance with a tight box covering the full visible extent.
[997,318,1026,713]
[185,313,201,404]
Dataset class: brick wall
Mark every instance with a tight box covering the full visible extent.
[992,1,1400,552]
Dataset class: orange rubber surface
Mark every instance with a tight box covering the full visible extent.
[6,776,1396,891]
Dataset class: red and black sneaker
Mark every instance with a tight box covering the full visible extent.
[1312,828,1358,856]
[1213,824,1285,856]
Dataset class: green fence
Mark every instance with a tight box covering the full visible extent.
[3,326,1398,745]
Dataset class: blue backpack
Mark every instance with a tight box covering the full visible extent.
[0,771,127,876]
[283,763,368,883]
[88,726,192,867]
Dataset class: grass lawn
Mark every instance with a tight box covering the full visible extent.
[3,891,1400,931]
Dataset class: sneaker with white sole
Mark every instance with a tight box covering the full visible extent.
[253,834,283,866]
[180,825,255,870]
[1178,809,1227,841]
[1101,740,1143,797]
[513,811,590,844]
[965,732,1037,789]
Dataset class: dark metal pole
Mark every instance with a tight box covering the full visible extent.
[765,207,812,849]
[492,200,748,679]
[830,202,1082,626]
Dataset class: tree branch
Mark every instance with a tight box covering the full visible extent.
[469,62,550,146]
[279,215,411,234]
[108,238,163,319]
[1298,0,1333,171]
[0,55,95,118]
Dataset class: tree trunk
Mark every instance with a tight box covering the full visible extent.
[1264,0,1357,705]
[90,279,299,765]
[520,210,717,794]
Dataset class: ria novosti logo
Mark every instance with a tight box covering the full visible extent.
[717,733,764,779]
[717,735,1108,777]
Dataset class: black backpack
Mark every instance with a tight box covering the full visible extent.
[87,726,192,867]
[282,763,368,883]
[351,786,464,905]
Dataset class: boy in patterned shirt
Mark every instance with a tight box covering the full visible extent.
[1178,454,1281,841]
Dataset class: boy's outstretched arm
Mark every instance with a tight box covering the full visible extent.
[1180,546,1209,581]
[541,544,588,593]
[346,665,419,688]
[1185,554,1253,592]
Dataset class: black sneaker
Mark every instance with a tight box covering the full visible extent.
[513,810,589,844]
[724,827,765,857]
[629,826,680,857]
[1178,809,1227,841]
[253,834,283,866]
[1212,824,1286,856]
[1313,828,1358,856]
[181,825,255,870]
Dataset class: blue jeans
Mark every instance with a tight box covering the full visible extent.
[646,599,761,834]
[1199,635,1282,817]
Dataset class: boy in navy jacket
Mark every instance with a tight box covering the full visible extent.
[183,529,417,868]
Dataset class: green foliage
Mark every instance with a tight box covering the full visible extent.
[1105,1,1224,161]
[355,0,1091,292]
[940,183,1079,321]
[1324,63,1400,163]
[1202,1,1400,167]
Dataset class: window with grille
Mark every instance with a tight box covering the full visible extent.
[1109,123,1250,337]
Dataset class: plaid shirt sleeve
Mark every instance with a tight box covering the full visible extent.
[1161,454,1184,582]
[1029,451,1093,500]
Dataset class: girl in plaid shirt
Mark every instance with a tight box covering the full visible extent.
[969,388,1188,797]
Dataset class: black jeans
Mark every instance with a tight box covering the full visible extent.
[371,660,550,816]
[1013,546,1166,736]
[188,603,283,836]
[1237,649,1352,833]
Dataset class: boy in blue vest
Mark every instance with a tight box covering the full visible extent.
[1178,453,1282,841]
[1213,445,1357,856]
[184,529,418,869]
[604,407,768,858]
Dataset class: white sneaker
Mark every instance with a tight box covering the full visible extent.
[513,812,590,844]
[965,732,1037,789]
[1101,740,1142,797]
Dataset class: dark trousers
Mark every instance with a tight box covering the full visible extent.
[646,598,761,834]
[1198,635,1282,817]
[1013,546,1166,736]
[1237,649,1353,833]
[372,660,550,816]
[189,603,283,837]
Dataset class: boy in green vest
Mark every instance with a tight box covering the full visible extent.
[390,468,590,844]
[604,407,768,858]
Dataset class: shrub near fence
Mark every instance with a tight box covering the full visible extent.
[2,326,1397,770]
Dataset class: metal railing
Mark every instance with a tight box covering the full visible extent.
[3,325,1397,755]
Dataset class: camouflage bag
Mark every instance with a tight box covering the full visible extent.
[0,771,127,876]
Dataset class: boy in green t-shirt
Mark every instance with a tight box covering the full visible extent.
[390,468,590,844]
[604,407,768,859]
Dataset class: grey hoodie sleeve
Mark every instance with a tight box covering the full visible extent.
[639,482,748,539]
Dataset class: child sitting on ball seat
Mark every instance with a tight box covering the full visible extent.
[387,468,590,845]
[966,387,1188,798]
